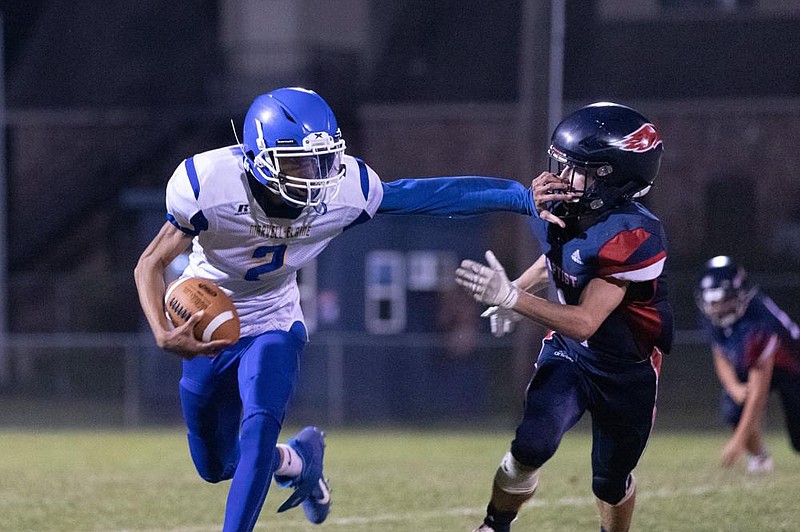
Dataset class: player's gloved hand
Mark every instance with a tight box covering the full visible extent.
[481,305,522,337]
[455,250,519,309]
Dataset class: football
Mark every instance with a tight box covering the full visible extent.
[164,277,240,343]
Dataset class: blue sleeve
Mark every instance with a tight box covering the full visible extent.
[376,177,534,217]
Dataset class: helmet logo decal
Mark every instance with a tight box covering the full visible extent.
[610,123,662,153]
[255,119,267,151]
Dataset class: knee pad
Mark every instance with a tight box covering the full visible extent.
[511,422,562,468]
[593,473,635,506]
[493,452,540,496]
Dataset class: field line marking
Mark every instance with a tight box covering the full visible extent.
[125,481,745,531]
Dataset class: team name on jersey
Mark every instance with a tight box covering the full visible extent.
[546,257,578,287]
[249,223,312,239]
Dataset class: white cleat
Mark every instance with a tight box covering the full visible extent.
[746,454,774,474]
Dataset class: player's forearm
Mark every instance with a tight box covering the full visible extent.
[731,364,772,442]
[377,177,534,217]
[713,352,743,398]
[134,256,173,344]
[732,387,768,442]
[514,255,549,294]
[512,292,599,341]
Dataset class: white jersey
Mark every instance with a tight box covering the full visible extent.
[166,146,384,338]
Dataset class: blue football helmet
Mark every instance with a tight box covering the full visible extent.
[240,87,346,208]
[547,102,663,216]
[695,256,755,327]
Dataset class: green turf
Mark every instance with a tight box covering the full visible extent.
[0,428,798,531]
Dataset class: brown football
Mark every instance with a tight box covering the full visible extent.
[164,277,240,343]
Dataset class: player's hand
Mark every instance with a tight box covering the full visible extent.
[730,383,749,405]
[720,436,746,468]
[481,305,522,337]
[531,171,573,228]
[456,251,519,309]
[156,311,233,359]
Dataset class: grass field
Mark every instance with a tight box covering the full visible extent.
[0,428,798,531]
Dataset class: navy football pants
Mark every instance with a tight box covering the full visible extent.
[179,321,307,532]
[511,334,660,505]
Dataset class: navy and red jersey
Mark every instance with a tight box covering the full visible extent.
[530,202,673,363]
[703,294,800,380]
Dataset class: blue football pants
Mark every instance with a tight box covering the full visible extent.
[179,321,307,532]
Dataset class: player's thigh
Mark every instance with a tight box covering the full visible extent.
[237,321,307,417]
[589,364,657,478]
[512,344,588,465]
[179,339,249,430]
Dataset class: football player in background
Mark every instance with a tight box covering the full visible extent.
[696,256,800,473]
[456,102,672,532]
[133,87,536,531]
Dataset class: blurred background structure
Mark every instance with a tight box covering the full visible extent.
[1,0,800,429]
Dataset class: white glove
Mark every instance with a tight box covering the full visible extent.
[481,305,522,337]
[455,250,519,308]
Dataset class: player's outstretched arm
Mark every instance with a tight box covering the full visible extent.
[712,347,748,404]
[456,251,627,341]
[721,351,775,467]
[134,222,232,358]
[377,177,534,217]
[514,254,550,294]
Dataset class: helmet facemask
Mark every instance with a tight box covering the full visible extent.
[696,285,755,328]
[548,144,652,218]
[548,146,614,217]
[695,262,756,327]
[247,123,346,208]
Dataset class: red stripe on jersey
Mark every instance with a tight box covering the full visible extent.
[597,228,660,276]
[624,303,663,348]
[743,331,772,369]
[774,343,800,374]
[650,347,663,379]
[650,347,662,428]
[599,228,650,264]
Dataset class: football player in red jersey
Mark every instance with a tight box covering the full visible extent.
[457,102,672,532]
[697,256,800,473]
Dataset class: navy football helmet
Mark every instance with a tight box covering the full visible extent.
[240,87,346,208]
[695,256,756,327]
[548,102,663,216]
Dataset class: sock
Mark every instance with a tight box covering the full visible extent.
[274,443,303,477]
[483,503,517,532]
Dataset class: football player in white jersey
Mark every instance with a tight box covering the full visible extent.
[134,87,535,531]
